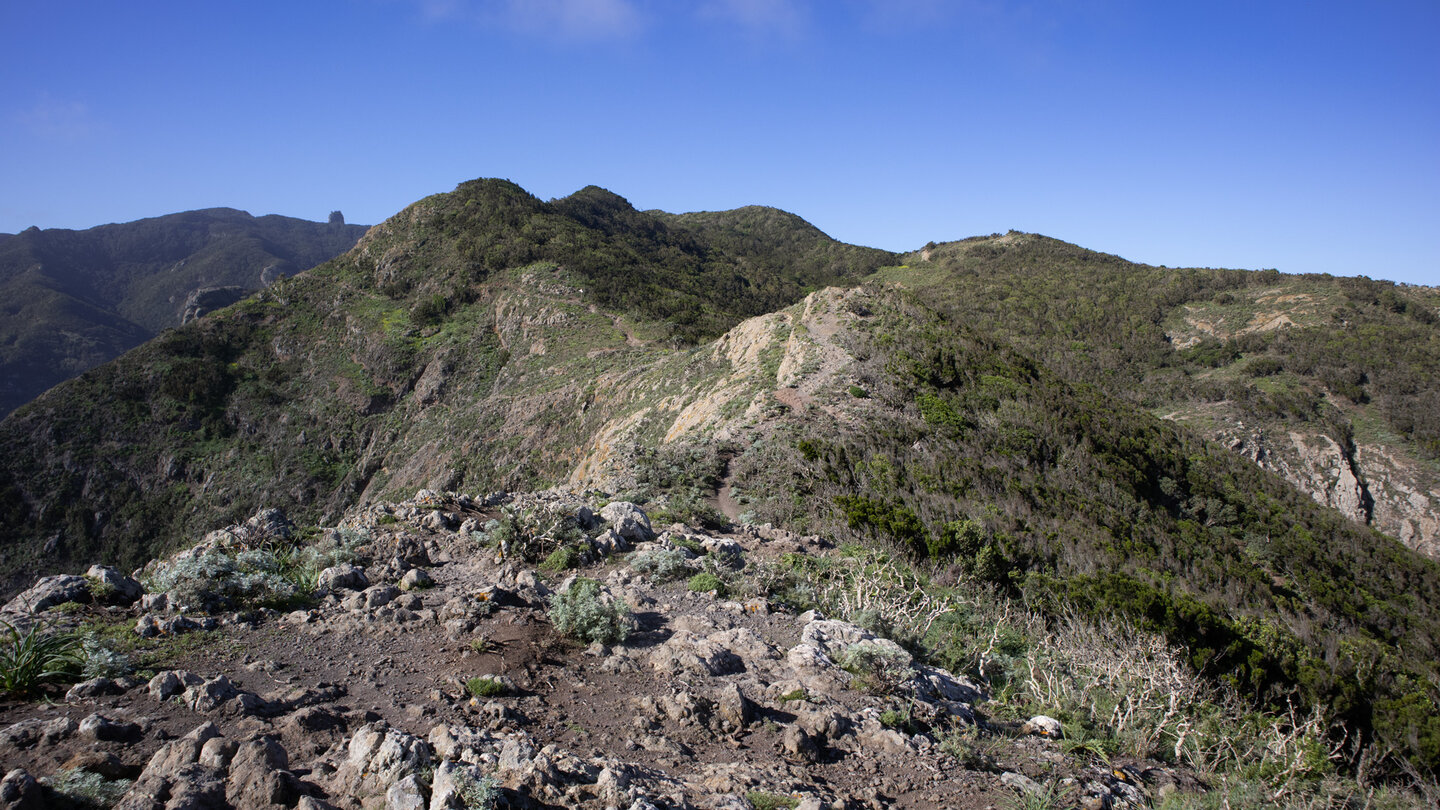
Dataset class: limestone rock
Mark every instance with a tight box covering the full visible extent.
[317,563,368,593]
[601,502,653,543]
[85,564,144,604]
[0,769,46,810]
[2,574,90,614]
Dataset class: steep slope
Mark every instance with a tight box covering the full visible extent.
[557,282,1440,773]
[1,183,1436,773]
[0,209,367,416]
[875,235,1440,559]
[0,179,893,589]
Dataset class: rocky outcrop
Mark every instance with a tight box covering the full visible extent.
[1357,443,1440,559]
[1,574,90,615]
[0,487,1239,809]
[1225,428,1371,525]
[1221,423,1440,560]
[179,286,251,325]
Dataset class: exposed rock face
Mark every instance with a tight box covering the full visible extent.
[1222,424,1440,559]
[1358,444,1440,560]
[1227,429,1371,524]
[179,285,251,325]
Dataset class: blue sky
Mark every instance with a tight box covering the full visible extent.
[2,1,1436,284]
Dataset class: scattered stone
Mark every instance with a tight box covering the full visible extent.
[66,676,125,701]
[1001,771,1045,795]
[85,564,144,604]
[317,563,369,592]
[135,613,212,638]
[78,713,141,742]
[149,669,205,701]
[182,675,249,713]
[399,568,434,591]
[1021,715,1063,738]
[0,487,1227,810]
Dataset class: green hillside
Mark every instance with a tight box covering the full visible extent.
[0,179,893,585]
[0,182,1436,777]
[0,208,367,416]
[700,283,1440,774]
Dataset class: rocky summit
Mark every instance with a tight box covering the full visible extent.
[0,491,1215,810]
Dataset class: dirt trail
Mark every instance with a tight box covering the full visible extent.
[713,459,742,523]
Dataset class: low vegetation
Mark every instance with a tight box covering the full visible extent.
[547,577,629,646]
[749,542,1435,807]
[464,676,509,698]
[0,180,1436,794]
[0,619,81,695]
[718,284,1440,779]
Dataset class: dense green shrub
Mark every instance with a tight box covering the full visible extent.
[539,546,581,573]
[465,676,509,698]
[687,572,726,595]
[839,642,915,695]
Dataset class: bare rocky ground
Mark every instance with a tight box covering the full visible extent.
[0,491,1198,810]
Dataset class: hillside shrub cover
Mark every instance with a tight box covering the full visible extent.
[727,287,1440,780]
[751,542,1435,806]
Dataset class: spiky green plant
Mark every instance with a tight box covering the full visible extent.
[0,619,82,695]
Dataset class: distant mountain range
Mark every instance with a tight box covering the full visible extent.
[0,208,367,416]
[1,178,1437,773]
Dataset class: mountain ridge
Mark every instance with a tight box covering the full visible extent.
[1,178,1438,777]
[0,208,368,417]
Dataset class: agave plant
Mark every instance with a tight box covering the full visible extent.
[0,618,82,696]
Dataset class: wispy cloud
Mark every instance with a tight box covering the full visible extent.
[854,0,956,30]
[699,0,809,37]
[413,0,645,40]
[12,95,98,141]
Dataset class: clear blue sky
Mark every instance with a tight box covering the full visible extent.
[3,1,1436,284]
